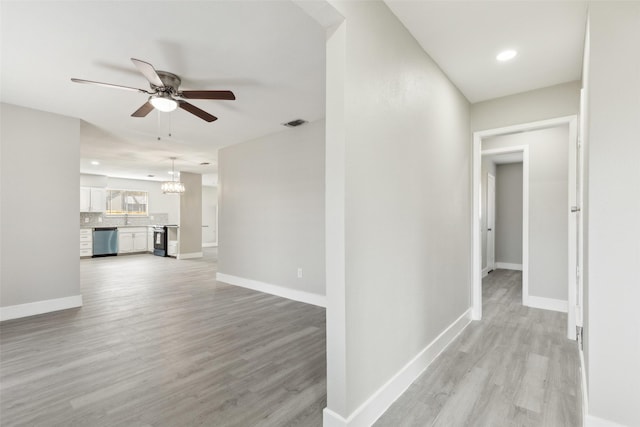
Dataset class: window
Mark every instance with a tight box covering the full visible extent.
[106,189,148,216]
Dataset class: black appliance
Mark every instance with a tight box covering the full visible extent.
[153,225,168,257]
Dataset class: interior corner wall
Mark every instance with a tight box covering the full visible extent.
[480,158,497,270]
[179,172,202,256]
[584,3,640,426]
[1,103,80,310]
[483,126,568,302]
[217,119,326,298]
[471,80,580,132]
[326,1,471,417]
[495,163,523,265]
[202,186,217,245]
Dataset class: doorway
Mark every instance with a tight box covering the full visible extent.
[472,115,579,340]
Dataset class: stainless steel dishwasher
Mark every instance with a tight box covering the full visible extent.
[93,227,118,257]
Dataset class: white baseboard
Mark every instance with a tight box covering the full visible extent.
[323,309,473,427]
[495,262,522,271]
[216,273,326,307]
[0,295,83,321]
[177,252,203,260]
[482,267,490,278]
[525,295,568,313]
[202,243,218,248]
[586,415,629,427]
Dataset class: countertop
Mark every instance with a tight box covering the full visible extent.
[81,225,178,229]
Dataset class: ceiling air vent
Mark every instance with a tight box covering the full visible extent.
[282,118,307,128]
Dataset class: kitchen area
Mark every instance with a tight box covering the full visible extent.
[79,173,217,260]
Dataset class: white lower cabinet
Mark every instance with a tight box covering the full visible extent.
[167,240,178,256]
[133,233,147,252]
[80,229,92,257]
[147,230,154,252]
[118,228,147,254]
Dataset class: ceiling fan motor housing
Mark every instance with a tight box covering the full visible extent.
[153,71,181,94]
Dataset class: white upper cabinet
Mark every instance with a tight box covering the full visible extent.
[80,187,106,212]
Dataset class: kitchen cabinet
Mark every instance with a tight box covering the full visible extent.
[118,227,147,254]
[80,187,106,212]
[147,229,154,252]
[80,228,92,257]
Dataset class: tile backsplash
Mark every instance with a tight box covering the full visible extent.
[80,213,169,227]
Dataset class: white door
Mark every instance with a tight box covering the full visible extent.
[487,173,496,272]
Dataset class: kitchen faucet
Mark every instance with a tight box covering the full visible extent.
[124,213,130,225]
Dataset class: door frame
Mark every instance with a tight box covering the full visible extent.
[472,115,578,340]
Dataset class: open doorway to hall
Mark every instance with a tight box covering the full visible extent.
[481,154,524,278]
[473,116,580,339]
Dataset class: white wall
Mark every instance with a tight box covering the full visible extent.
[178,172,202,256]
[1,103,81,316]
[483,126,568,302]
[202,186,217,245]
[583,3,640,426]
[217,119,325,298]
[325,1,471,420]
[471,80,580,131]
[495,163,523,265]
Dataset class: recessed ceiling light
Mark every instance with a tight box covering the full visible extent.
[496,50,517,62]
[91,160,100,165]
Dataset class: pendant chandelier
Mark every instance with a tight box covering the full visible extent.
[161,157,185,194]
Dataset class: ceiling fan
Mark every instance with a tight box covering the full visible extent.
[71,58,235,122]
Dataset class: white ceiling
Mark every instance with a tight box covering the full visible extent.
[2,1,588,184]
[385,0,588,103]
[0,1,326,184]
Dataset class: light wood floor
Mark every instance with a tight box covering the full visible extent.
[0,249,326,426]
[1,260,582,427]
[376,269,582,426]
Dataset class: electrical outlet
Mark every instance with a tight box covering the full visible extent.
[297,268,303,278]
[98,217,102,223]
[84,217,89,223]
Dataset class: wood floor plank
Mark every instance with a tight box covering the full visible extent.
[375,269,582,427]
[0,249,326,426]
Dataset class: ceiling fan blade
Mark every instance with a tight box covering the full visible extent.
[131,102,155,117]
[179,90,236,100]
[131,58,164,87]
[178,101,218,122]
[71,78,149,93]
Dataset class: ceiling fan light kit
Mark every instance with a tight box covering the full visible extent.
[149,93,177,112]
[71,58,235,122]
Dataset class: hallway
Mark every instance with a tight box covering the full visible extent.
[376,269,581,426]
